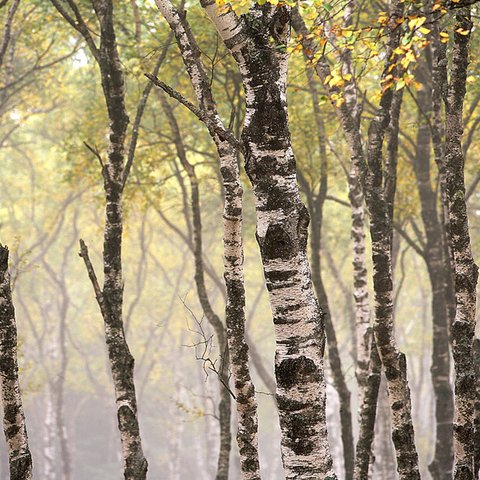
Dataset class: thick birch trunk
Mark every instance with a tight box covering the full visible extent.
[199,5,335,477]
[443,8,479,478]
[0,245,32,480]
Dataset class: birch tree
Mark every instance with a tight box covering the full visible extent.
[439,5,479,477]
[149,2,262,476]
[0,244,32,480]
[50,1,148,478]
[191,3,336,478]
[292,1,421,477]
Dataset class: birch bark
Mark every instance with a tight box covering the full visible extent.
[442,7,479,478]
[199,4,335,478]
[291,2,421,477]
[152,2,261,477]
[50,1,148,478]
[0,244,32,480]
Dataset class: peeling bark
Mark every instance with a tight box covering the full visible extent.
[0,244,32,480]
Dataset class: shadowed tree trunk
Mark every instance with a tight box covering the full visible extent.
[0,244,32,480]
[410,51,454,479]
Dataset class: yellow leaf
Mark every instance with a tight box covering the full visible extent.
[456,28,470,36]
[419,27,431,35]
[408,16,426,31]
[467,75,476,84]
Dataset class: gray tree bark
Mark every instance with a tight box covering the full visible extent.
[442,7,479,478]
[50,1,148,478]
[0,244,32,480]
[199,3,335,478]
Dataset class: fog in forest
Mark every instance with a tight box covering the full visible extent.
[1,1,479,479]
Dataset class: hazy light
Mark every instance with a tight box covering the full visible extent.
[73,48,89,68]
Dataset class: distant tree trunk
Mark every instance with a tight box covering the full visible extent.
[0,244,32,480]
[43,385,55,480]
[159,95,232,480]
[442,7,479,478]
[412,55,454,480]
[199,4,335,478]
[50,1,148,478]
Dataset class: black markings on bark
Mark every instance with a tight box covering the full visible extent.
[0,245,33,480]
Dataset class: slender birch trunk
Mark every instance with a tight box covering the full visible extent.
[160,95,232,479]
[50,1,148,477]
[442,7,479,478]
[0,244,32,480]
[197,4,335,478]
[151,2,261,477]
[354,334,381,480]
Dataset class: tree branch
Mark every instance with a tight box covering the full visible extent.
[145,73,243,153]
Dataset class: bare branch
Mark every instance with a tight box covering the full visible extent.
[78,239,109,320]
[145,73,243,153]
